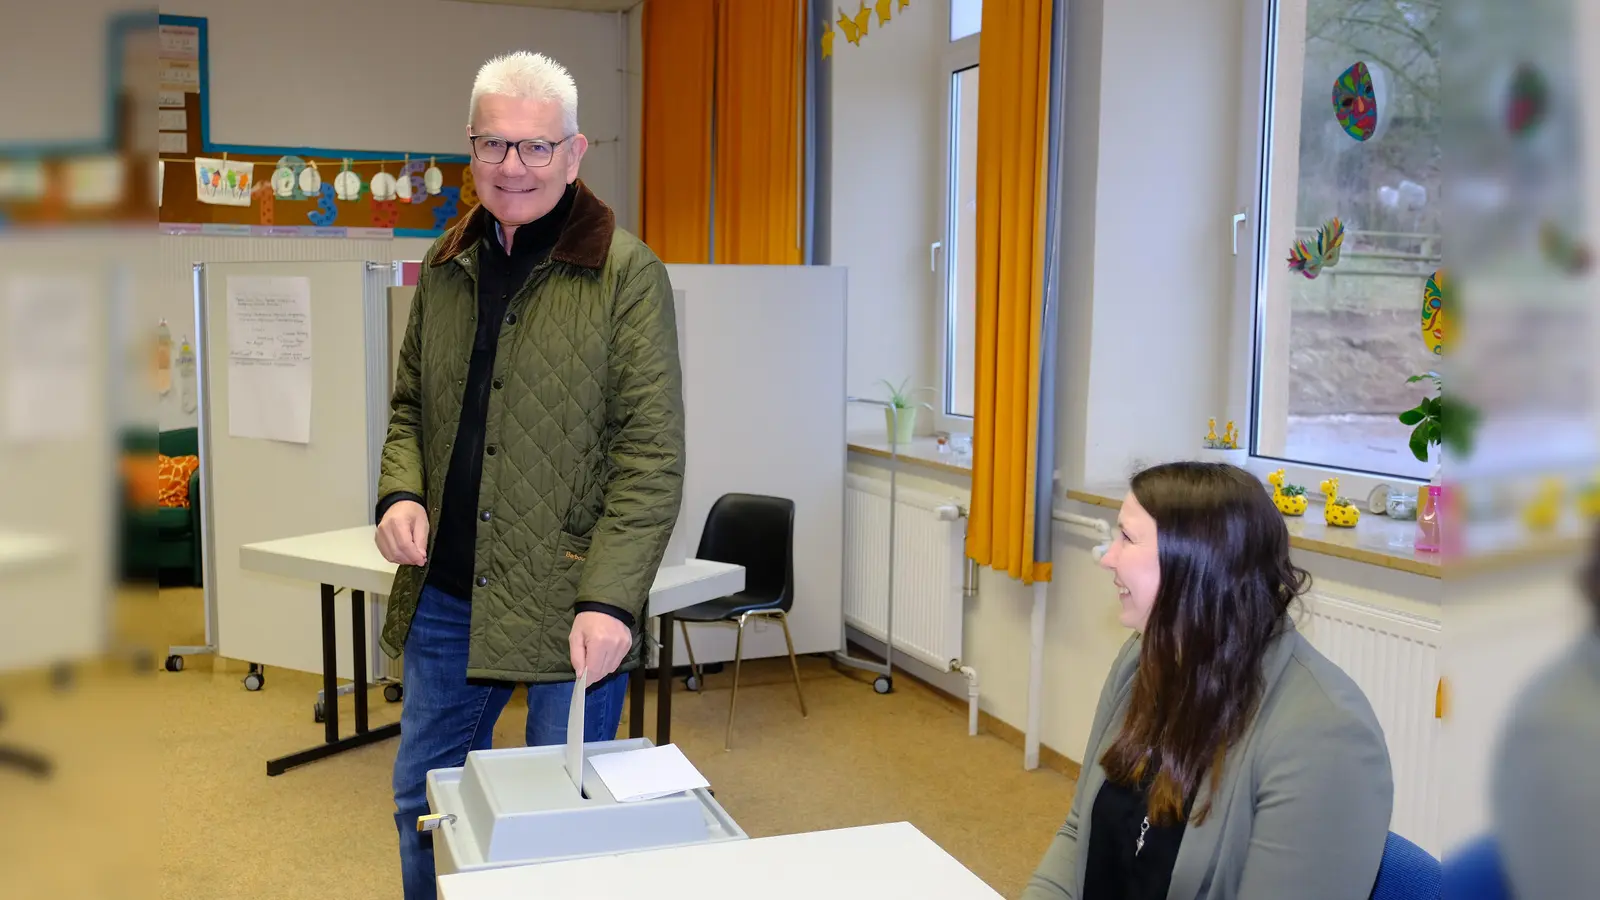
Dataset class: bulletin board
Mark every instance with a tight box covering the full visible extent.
[156,15,474,239]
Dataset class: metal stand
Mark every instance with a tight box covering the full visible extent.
[833,397,897,694]
[265,583,401,776]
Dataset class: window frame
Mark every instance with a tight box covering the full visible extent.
[1230,0,1433,505]
[936,33,981,435]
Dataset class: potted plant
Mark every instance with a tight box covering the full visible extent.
[1398,369,1476,552]
[880,378,933,445]
[1199,417,1247,466]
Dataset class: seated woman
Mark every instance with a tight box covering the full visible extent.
[1023,462,1393,900]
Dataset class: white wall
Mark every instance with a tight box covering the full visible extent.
[155,0,631,431]
[829,0,946,435]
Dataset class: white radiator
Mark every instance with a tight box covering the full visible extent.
[842,474,967,671]
[1300,593,1441,855]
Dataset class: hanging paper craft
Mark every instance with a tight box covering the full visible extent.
[256,179,275,225]
[1506,63,1549,137]
[177,337,197,415]
[875,0,892,25]
[1287,217,1345,279]
[371,168,398,203]
[396,157,420,203]
[853,2,872,37]
[821,19,835,58]
[1332,62,1378,142]
[333,160,361,201]
[298,160,322,196]
[371,199,401,229]
[271,159,297,198]
[1421,270,1445,356]
[194,157,254,206]
[154,319,172,395]
[432,186,461,232]
[460,168,478,208]
[424,157,444,196]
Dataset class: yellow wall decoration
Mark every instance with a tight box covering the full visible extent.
[827,0,911,55]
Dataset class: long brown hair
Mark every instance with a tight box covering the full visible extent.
[1100,462,1311,826]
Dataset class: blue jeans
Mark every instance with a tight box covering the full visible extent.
[393,584,629,900]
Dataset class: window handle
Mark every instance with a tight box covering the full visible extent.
[930,241,943,273]
[1231,213,1248,256]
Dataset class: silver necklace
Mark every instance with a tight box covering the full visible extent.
[1136,816,1150,856]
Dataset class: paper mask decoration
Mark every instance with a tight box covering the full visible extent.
[1332,62,1378,142]
[194,157,254,207]
[1287,217,1345,279]
[1506,63,1549,137]
[1421,269,1445,355]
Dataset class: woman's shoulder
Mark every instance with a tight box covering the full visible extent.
[1259,628,1389,753]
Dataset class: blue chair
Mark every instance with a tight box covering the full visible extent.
[1369,831,1442,900]
[1441,834,1512,900]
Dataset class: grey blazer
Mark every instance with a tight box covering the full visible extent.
[1022,620,1393,900]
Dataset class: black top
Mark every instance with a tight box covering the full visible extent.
[1083,775,1189,900]
[377,183,631,628]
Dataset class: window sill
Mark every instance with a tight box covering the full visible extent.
[1066,484,1443,579]
[847,435,973,479]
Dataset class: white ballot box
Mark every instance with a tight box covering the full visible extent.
[423,737,745,878]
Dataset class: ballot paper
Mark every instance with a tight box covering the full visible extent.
[589,744,710,803]
[565,669,587,794]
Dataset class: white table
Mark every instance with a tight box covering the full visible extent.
[239,525,744,776]
[436,821,1003,899]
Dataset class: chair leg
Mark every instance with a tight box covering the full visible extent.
[725,615,747,751]
[678,619,702,689]
[776,611,807,717]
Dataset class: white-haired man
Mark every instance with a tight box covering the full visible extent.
[373,51,684,898]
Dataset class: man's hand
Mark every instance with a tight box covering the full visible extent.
[375,500,429,566]
[570,611,631,682]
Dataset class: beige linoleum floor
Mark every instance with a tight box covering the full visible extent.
[1,586,1075,899]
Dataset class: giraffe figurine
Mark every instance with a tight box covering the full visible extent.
[1268,469,1307,516]
[1321,477,1361,527]
[1206,418,1218,445]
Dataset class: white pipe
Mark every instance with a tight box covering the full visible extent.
[950,662,980,736]
[1025,580,1047,769]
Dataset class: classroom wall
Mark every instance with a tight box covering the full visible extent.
[828,0,946,435]
[155,0,631,430]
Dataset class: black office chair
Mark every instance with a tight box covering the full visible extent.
[675,493,807,750]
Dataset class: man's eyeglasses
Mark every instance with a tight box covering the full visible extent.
[469,134,570,168]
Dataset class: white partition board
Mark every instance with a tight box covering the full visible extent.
[198,260,391,679]
[664,265,848,665]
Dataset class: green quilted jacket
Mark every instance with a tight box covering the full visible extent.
[377,180,685,682]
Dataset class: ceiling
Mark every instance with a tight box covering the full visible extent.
[454,0,643,12]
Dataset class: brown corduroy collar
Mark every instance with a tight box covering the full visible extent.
[430,178,614,271]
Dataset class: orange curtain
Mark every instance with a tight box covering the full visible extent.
[641,0,717,263]
[965,0,1055,585]
[712,0,805,265]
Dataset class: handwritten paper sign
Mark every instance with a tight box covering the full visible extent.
[195,157,254,207]
[226,275,312,444]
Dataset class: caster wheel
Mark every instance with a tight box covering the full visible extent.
[50,663,73,690]
[383,683,404,703]
[243,671,264,691]
[873,675,892,694]
[684,674,701,692]
[164,655,184,673]
[313,700,326,724]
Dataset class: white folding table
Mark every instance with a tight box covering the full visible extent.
[435,821,1004,900]
[238,525,743,776]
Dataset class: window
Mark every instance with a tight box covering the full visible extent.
[943,64,980,421]
[950,0,982,42]
[1249,0,1443,482]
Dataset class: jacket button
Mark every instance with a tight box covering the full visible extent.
[504,312,517,325]
[486,445,497,456]
[492,378,504,390]
[480,510,491,522]
[476,575,488,587]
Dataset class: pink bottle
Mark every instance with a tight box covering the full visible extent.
[1415,484,1442,553]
